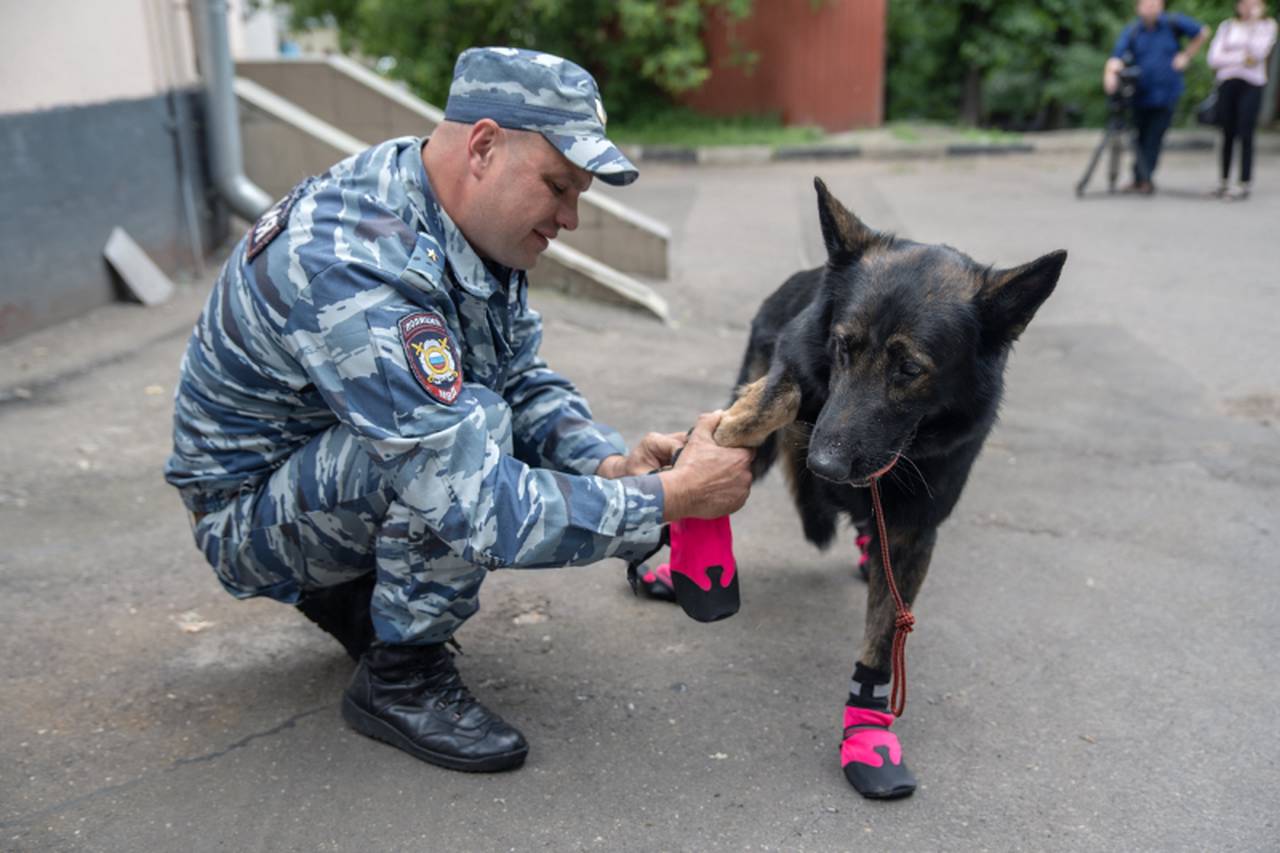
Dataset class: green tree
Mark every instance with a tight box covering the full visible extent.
[887,0,1227,129]
[287,0,752,120]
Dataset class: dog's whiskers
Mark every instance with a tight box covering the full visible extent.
[781,420,815,445]
[896,452,934,500]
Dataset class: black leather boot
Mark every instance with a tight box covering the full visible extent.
[342,643,528,772]
[295,572,377,661]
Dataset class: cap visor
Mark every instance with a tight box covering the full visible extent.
[543,132,638,186]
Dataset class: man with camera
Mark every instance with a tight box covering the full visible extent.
[1104,0,1210,194]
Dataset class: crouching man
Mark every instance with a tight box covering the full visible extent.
[165,47,752,772]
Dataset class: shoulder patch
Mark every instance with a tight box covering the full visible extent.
[399,311,463,405]
[246,184,304,261]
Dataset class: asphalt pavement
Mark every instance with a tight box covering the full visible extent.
[1,149,1277,852]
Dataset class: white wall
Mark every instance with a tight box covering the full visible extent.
[228,0,282,60]
[0,0,197,115]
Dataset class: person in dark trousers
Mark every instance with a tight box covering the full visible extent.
[1104,0,1211,194]
[1207,0,1278,200]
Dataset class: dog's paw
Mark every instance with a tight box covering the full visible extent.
[840,706,917,799]
[715,377,800,448]
[713,410,755,447]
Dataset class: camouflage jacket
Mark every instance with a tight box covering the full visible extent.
[165,137,664,568]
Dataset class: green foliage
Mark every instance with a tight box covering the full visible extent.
[886,0,1231,128]
[608,107,824,146]
[287,0,754,120]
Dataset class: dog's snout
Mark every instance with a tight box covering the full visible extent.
[807,443,851,482]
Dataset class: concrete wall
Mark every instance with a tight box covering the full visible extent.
[236,77,366,197]
[237,57,442,145]
[0,0,198,115]
[0,90,222,343]
[0,0,223,343]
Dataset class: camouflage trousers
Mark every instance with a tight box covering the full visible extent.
[190,424,493,645]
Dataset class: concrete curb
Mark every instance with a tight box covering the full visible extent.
[622,129,1280,166]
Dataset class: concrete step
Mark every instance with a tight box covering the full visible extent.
[236,56,669,280]
[233,77,667,322]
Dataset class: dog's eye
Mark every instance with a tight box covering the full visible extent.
[898,360,924,378]
[831,339,850,367]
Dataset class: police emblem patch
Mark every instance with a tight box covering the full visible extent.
[246,183,304,261]
[399,311,463,404]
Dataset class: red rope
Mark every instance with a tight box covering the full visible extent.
[869,477,914,718]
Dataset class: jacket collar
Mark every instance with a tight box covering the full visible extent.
[402,138,512,300]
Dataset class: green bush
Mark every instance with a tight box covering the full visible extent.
[287,0,753,121]
[886,0,1232,129]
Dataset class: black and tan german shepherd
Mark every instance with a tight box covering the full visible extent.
[713,178,1067,799]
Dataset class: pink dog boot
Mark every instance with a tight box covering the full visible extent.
[627,560,677,602]
[666,516,739,622]
[854,532,872,582]
[840,705,917,799]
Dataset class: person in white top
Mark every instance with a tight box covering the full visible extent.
[1207,0,1278,199]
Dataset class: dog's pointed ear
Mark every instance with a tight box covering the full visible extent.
[814,177,877,259]
[977,249,1067,346]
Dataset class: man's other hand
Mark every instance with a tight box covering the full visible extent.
[596,432,687,479]
[659,412,753,522]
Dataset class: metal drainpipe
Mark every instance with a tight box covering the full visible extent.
[192,0,272,220]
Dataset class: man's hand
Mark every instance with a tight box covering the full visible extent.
[658,412,754,522]
[596,432,687,479]
[1103,57,1124,95]
[1172,51,1190,71]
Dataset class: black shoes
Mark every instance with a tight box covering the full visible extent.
[342,643,529,772]
[295,572,377,661]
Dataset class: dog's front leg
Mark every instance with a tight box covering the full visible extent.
[713,373,801,449]
[859,526,936,674]
[841,524,937,800]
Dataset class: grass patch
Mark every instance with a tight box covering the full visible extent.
[888,124,922,142]
[957,126,1025,144]
[609,108,825,147]
[883,121,1026,145]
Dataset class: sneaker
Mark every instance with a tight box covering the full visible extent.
[1227,184,1251,201]
[295,573,377,661]
[343,643,529,772]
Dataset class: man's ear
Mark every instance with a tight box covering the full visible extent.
[814,177,879,260]
[977,249,1067,346]
[466,119,502,178]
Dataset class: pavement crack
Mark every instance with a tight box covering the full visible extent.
[971,516,1066,539]
[173,704,331,766]
[0,703,333,829]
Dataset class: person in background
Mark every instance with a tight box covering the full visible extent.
[1207,0,1278,199]
[1104,0,1211,194]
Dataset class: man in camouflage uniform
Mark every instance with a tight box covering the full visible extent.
[165,47,753,772]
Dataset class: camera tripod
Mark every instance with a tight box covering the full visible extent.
[1076,96,1142,197]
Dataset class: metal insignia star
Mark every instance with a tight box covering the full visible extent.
[426,248,438,263]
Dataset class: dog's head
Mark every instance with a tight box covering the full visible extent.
[802,178,1066,485]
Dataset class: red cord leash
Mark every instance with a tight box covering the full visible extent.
[869,477,914,718]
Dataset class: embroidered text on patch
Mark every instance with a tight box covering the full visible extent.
[399,311,463,404]
[246,184,303,261]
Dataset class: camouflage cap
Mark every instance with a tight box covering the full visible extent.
[443,46,638,187]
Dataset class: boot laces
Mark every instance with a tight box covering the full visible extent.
[418,650,479,716]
